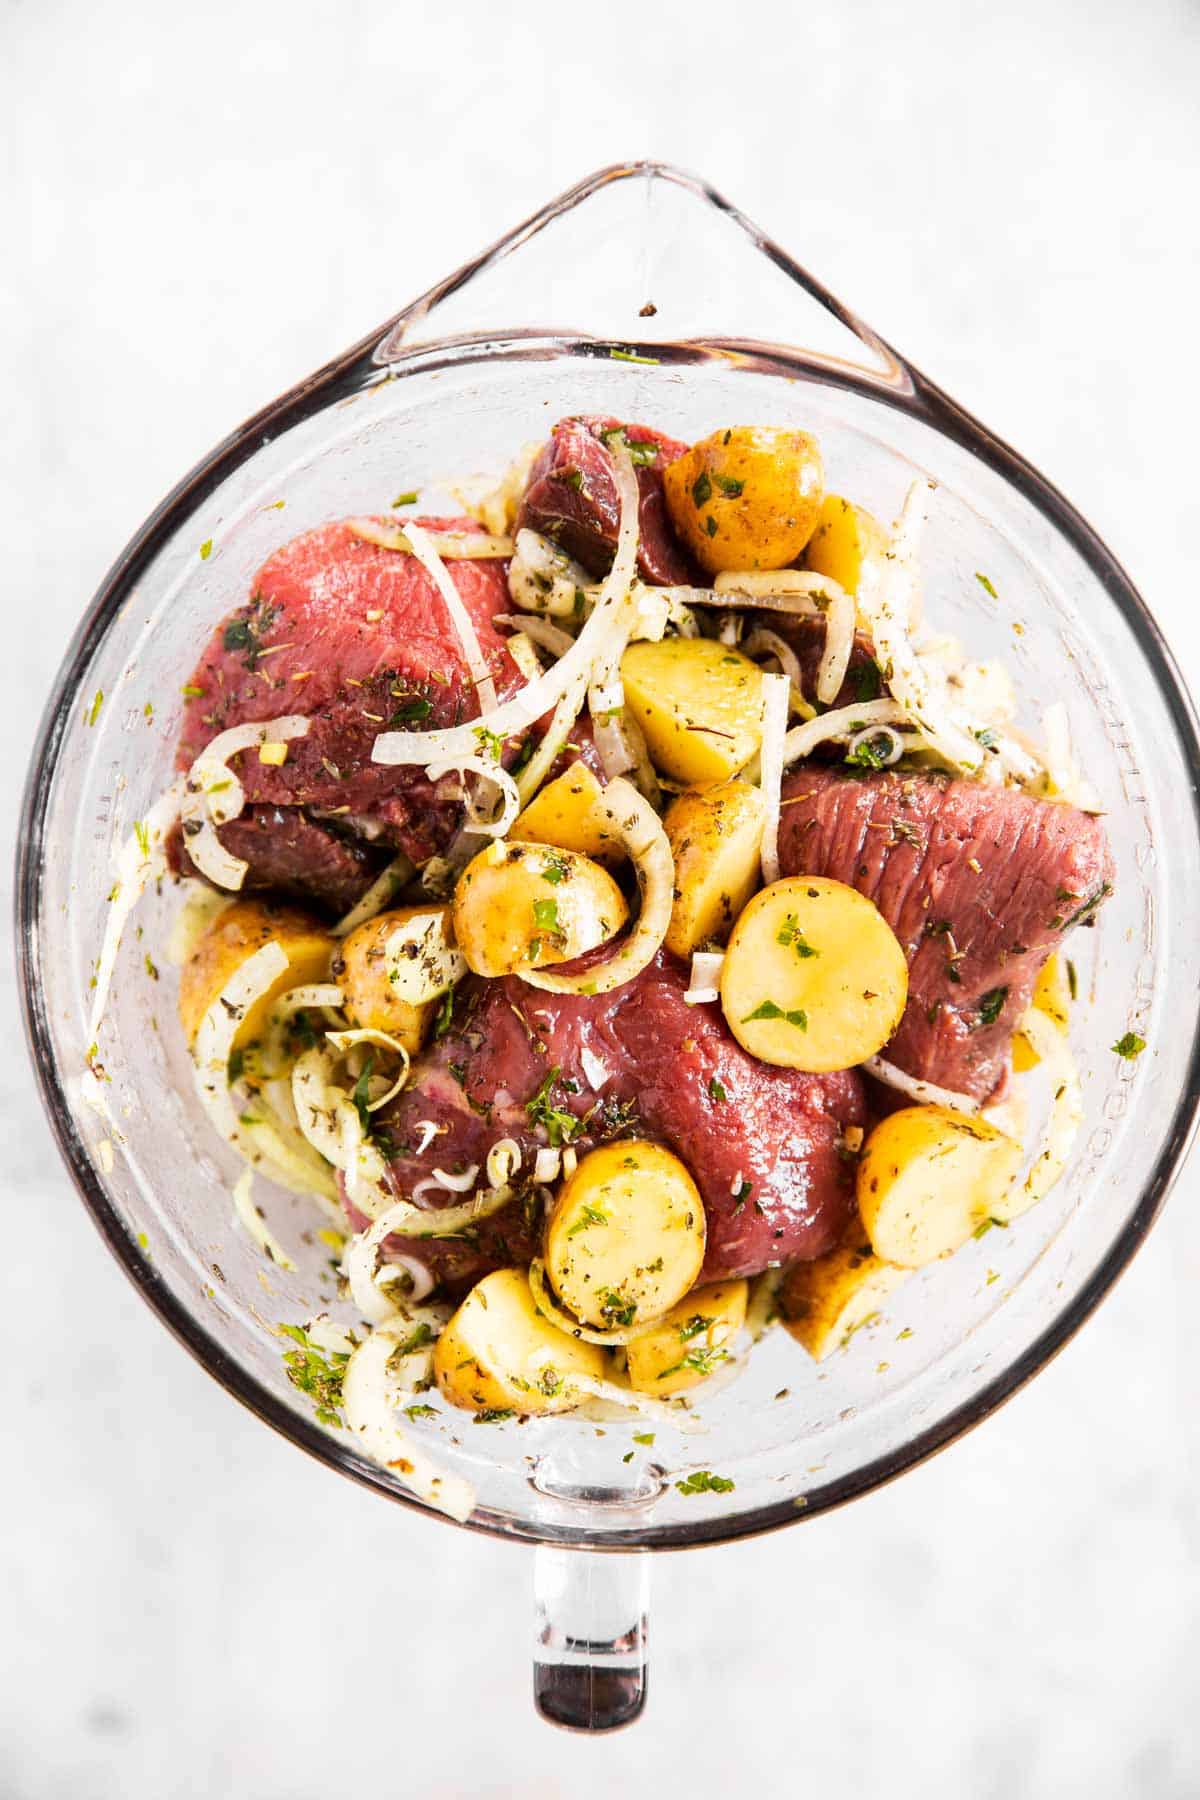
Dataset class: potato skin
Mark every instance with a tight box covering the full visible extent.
[857,1105,1024,1267]
[780,1224,908,1360]
[625,1279,748,1396]
[451,840,628,980]
[544,1140,706,1330]
[720,876,908,1073]
[621,638,764,784]
[178,897,333,1048]
[663,426,824,575]
[433,1267,609,1415]
[512,767,623,866]
[802,493,888,597]
[663,780,765,956]
[333,906,444,1054]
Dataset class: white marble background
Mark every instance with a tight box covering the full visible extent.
[4,0,1200,1793]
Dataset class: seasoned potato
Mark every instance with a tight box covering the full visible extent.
[334,906,457,1055]
[1012,955,1072,1071]
[625,1279,748,1396]
[511,766,623,866]
[433,1268,609,1415]
[544,1140,706,1330]
[621,638,764,784]
[721,876,908,1073]
[663,426,824,575]
[802,493,889,598]
[663,779,765,956]
[781,1224,909,1361]
[857,1105,1024,1267]
[451,840,628,979]
[178,897,333,1049]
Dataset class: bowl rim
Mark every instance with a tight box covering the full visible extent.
[16,160,1200,1551]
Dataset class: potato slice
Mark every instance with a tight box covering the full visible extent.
[512,766,623,866]
[625,1280,748,1396]
[1012,954,1072,1071]
[662,426,824,575]
[451,840,628,979]
[178,897,334,1049]
[857,1105,1024,1267]
[544,1141,706,1330]
[621,638,764,784]
[334,905,454,1054]
[432,1268,609,1415]
[781,1227,909,1360]
[802,493,889,598]
[663,780,765,957]
[720,876,907,1073]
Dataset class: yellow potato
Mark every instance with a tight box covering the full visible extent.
[432,1268,609,1415]
[621,638,764,784]
[544,1140,706,1330]
[720,876,908,1073]
[802,493,889,597]
[333,906,455,1055]
[451,840,628,979]
[780,1225,909,1360]
[511,766,623,865]
[178,897,333,1049]
[857,1105,1024,1267]
[625,1280,748,1396]
[1012,954,1072,1071]
[663,426,824,574]
[663,779,765,956]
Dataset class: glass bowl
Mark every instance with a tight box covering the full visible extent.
[17,162,1200,1733]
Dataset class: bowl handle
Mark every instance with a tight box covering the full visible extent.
[532,1545,650,1731]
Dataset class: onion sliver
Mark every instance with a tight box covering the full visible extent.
[193,940,289,1143]
[528,1260,659,1347]
[684,950,724,1006]
[341,1184,513,1322]
[514,668,589,807]
[758,672,790,886]
[181,716,311,890]
[425,755,519,839]
[494,612,576,659]
[231,1167,296,1270]
[324,1026,412,1112]
[782,698,908,768]
[342,1326,474,1523]
[347,518,513,560]
[89,777,184,1041]
[518,773,672,996]
[712,571,856,707]
[332,854,415,939]
[372,443,642,769]
[995,1007,1083,1221]
[400,520,498,716]
[860,1053,981,1117]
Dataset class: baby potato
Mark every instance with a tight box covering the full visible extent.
[544,1141,706,1331]
[663,426,824,575]
[720,876,908,1073]
[621,638,764,784]
[1012,954,1072,1072]
[625,1279,748,1396]
[857,1105,1024,1267]
[451,840,628,980]
[511,766,623,866]
[781,1226,909,1361]
[663,779,765,956]
[802,493,889,598]
[178,897,334,1050]
[433,1268,610,1416]
[334,906,454,1055]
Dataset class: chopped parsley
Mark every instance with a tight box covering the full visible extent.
[144,953,159,981]
[704,514,718,538]
[279,1325,348,1428]
[675,1470,735,1496]
[707,1076,727,1103]
[974,986,1008,1028]
[713,474,744,497]
[86,689,104,728]
[845,731,895,771]
[691,470,713,508]
[567,1203,610,1238]
[473,1408,516,1424]
[732,1178,753,1210]
[390,1321,435,1359]
[403,1402,438,1420]
[677,1313,715,1342]
[776,915,819,959]
[1112,1032,1146,1060]
[391,491,419,508]
[633,1432,655,1446]
[852,660,883,703]
[180,684,206,699]
[974,727,998,749]
[659,1345,728,1380]
[199,538,213,561]
[474,724,505,762]
[600,427,658,467]
[743,999,808,1030]
[525,1066,580,1146]
[390,694,433,725]
[532,897,560,934]
[975,571,998,598]
[541,852,569,885]
[221,596,279,670]
[431,988,456,1041]
[598,1288,637,1327]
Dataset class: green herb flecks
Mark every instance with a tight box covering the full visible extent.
[1112,1032,1146,1060]
[691,470,713,509]
[403,1402,438,1420]
[351,1050,376,1134]
[776,915,819,959]
[708,1076,727,1103]
[845,731,895,772]
[974,986,1008,1028]
[598,1288,637,1327]
[975,572,998,598]
[279,1325,349,1428]
[852,660,883,703]
[392,491,419,508]
[675,1470,735,1496]
[86,689,104,728]
[390,693,433,726]
[567,1203,610,1238]
[743,999,808,1031]
[713,474,744,497]
[200,538,213,561]
[526,1066,581,1147]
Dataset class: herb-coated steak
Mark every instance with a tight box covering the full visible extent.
[366,949,865,1290]
[776,766,1114,1099]
[172,805,385,916]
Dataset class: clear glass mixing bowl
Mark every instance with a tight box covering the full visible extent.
[17,162,1200,1732]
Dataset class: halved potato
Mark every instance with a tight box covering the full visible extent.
[857,1105,1024,1267]
[663,780,765,957]
[621,638,764,784]
[663,426,824,574]
[781,1225,909,1360]
[1013,954,1072,1071]
[625,1279,748,1396]
[511,766,623,866]
[720,876,908,1073]
[544,1140,706,1330]
[334,905,455,1054]
[178,897,334,1049]
[802,493,889,599]
[451,840,628,979]
[432,1268,609,1415]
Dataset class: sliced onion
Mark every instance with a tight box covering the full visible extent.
[518,773,672,996]
[782,698,908,767]
[532,1147,561,1185]
[373,443,642,769]
[508,528,593,617]
[527,1260,659,1346]
[231,1166,296,1271]
[995,1006,1083,1220]
[324,1027,412,1112]
[400,520,498,715]
[377,1256,436,1304]
[685,951,725,1006]
[486,1139,522,1186]
[89,777,184,1040]
[382,910,466,1004]
[745,1267,785,1342]
[861,1053,981,1116]
[342,1325,475,1523]
[347,518,513,560]
[429,1163,480,1193]
[495,613,575,660]
[758,672,790,885]
[590,708,661,807]
[580,1047,611,1090]
[514,668,590,807]
[425,755,519,839]
[504,631,543,684]
[705,571,854,706]
[846,723,905,768]
[743,626,802,693]
[192,940,289,1144]
[332,854,415,939]
[181,716,311,890]
[351,1183,514,1246]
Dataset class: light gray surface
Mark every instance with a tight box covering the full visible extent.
[3,1,1199,1794]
